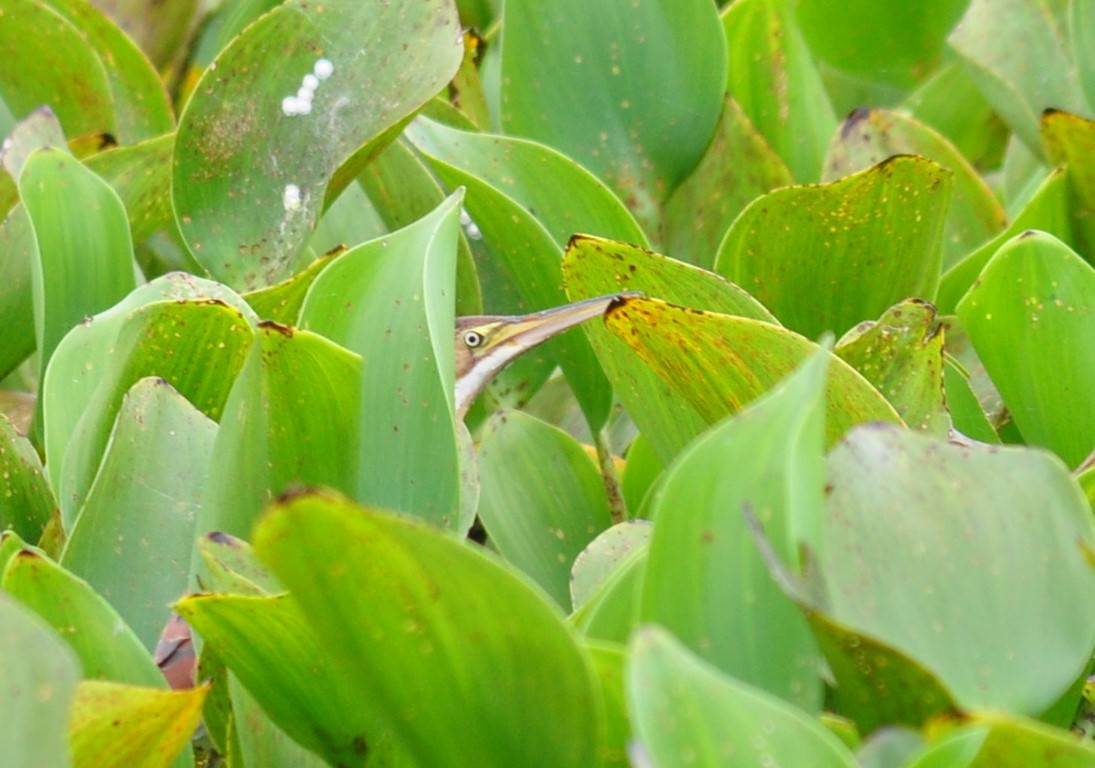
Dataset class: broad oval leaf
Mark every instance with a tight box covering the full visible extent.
[0,592,79,768]
[61,377,216,651]
[1042,110,1095,264]
[956,231,1095,467]
[252,490,604,768]
[603,296,902,446]
[477,410,612,609]
[821,423,1095,717]
[639,348,829,711]
[715,155,951,339]
[0,413,54,542]
[501,0,726,229]
[172,0,463,289]
[627,627,857,768]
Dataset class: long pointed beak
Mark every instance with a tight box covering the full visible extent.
[486,293,630,353]
[455,292,638,415]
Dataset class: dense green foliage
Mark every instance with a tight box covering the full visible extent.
[1,0,1095,765]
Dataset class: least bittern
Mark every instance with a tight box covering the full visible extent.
[453,293,636,416]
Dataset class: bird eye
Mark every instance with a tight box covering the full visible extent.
[463,330,484,348]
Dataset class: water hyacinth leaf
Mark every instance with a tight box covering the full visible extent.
[570,521,652,613]
[1075,1,1095,115]
[92,0,199,70]
[477,410,612,609]
[562,236,777,463]
[197,533,282,597]
[36,0,172,143]
[242,247,341,325]
[2,549,164,687]
[0,592,79,768]
[42,273,254,495]
[178,593,402,768]
[60,378,216,651]
[0,413,54,543]
[68,680,206,768]
[584,642,629,768]
[569,542,647,644]
[300,192,462,529]
[957,232,1095,467]
[1042,110,1095,263]
[501,0,725,230]
[822,423,1095,716]
[937,167,1071,314]
[627,627,857,768]
[354,136,481,315]
[172,0,462,289]
[942,360,998,445]
[911,711,1095,767]
[227,674,331,768]
[253,491,603,768]
[640,348,829,711]
[0,207,36,378]
[604,297,901,446]
[722,0,837,182]
[200,324,360,544]
[795,0,968,90]
[86,134,176,246]
[407,119,646,429]
[0,0,115,138]
[715,156,951,339]
[835,300,949,434]
[806,610,959,734]
[904,61,1010,169]
[57,299,254,526]
[19,147,136,390]
[0,106,67,181]
[662,95,794,269]
[823,108,1005,268]
[949,0,1084,156]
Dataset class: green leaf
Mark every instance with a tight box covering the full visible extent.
[1042,110,1095,263]
[821,424,1095,717]
[0,207,36,379]
[835,300,950,434]
[956,231,1095,467]
[172,0,462,289]
[663,96,794,269]
[639,347,828,711]
[226,674,331,768]
[0,592,79,768]
[36,0,173,142]
[300,192,464,529]
[722,0,837,182]
[910,710,1095,767]
[19,146,137,398]
[60,378,216,651]
[584,642,629,768]
[2,549,164,687]
[569,532,648,644]
[1075,0,1095,115]
[0,413,54,542]
[196,533,282,597]
[949,0,1085,156]
[627,627,857,768]
[68,680,206,768]
[603,296,902,446]
[562,235,777,463]
[570,521,651,612]
[407,118,645,428]
[942,359,999,444]
[179,592,398,768]
[823,108,1005,269]
[795,0,968,90]
[501,0,726,229]
[253,490,603,768]
[42,274,254,498]
[937,166,1072,314]
[477,410,612,608]
[56,298,253,527]
[87,134,176,246]
[0,0,115,138]
[715,156,951,339]
[200,325,360,543]
[805,609,959,733]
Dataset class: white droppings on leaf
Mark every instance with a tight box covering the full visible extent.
[314,58,334,79]
[283,184,302,212]
[302,74,319,91]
